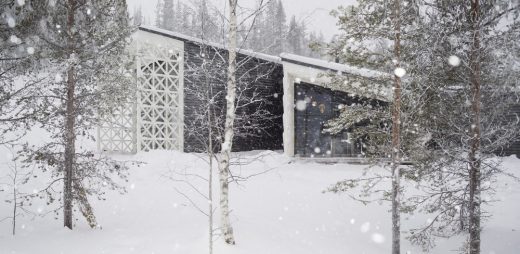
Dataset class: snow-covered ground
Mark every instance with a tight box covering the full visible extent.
[1,150,519,254]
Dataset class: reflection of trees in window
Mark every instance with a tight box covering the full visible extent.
[295,82,367,157]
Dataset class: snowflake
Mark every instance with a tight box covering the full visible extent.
[448,55,461,67]
[295,100,307,111]
[360,222,370,233]
[10,35,22,44]
[6,16,15,28]
[394,67,406,78]
[371,233,385,244]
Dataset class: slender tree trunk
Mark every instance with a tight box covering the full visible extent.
[218,0,238,245]
[12,172,17,235]
[209,144,214,254]
[63,0,77,230]
[209,145,214,254]
[391,0,402,253]
[208,77,214,254]
[468,0,482,253]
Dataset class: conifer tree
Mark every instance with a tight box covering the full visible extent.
[401,1,520,252]
[0,0,47,145]
[161,0,175,31]
[155,0,164,28]
[324,1,423,254]
[271,0,287,54]
[21,0,135,229]
[132,5,143,26]
[326,1,520,253]
[287,15,303,55]
[194,0,219,42]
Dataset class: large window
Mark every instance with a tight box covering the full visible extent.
[294,83,362,157]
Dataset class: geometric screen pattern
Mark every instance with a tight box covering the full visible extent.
[137,43,184,151]
[98,104,136,153]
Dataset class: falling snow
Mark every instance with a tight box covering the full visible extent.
[295,100,307,111]
[448,55,461,67]
[371,233,386,244]
[6,16,15,28]
[394,67,406,78]
[9,35,22,44]
[360,222,371,233]
[55,73,63,82]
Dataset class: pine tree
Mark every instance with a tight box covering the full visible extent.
[155,0,164,28]
[402,1,520,252]
[132,5,143,26]
[287,15,303,55]
[272,0,287,54]
[0,0,47,145]
[324,2,423,254]
[325,1,519,253]
[161,0,175,31]
[179,2,191,35]
[193,0,219,42]
[390,1,403,253]
[21,0,135,229]
[248,8,264,51]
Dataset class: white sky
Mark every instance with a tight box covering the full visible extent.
[127,0,357,40]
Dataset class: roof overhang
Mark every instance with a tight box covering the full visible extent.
[138,26,282,64]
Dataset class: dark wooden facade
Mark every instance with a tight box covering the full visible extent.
[138,27,519,157]
[176,38,283,152]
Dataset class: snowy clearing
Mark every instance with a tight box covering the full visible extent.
[1,151,519,254]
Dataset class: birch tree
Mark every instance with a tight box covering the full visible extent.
[219,0,238,244]
[167,0,280,247]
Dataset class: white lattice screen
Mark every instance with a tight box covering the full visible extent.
[98,33,184,154]
[98,104,136,153]
[137,42,184,151]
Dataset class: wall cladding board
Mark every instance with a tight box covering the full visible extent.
[183,41,284,153]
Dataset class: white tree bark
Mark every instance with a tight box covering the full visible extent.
[208,82,214,254]
[218,0,238,245]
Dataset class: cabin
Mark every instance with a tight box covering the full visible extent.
[97,26,520,158]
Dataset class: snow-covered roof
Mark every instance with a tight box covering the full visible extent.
[280,53,390,80]
[138,26,282,64]
[138,26,389,81]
